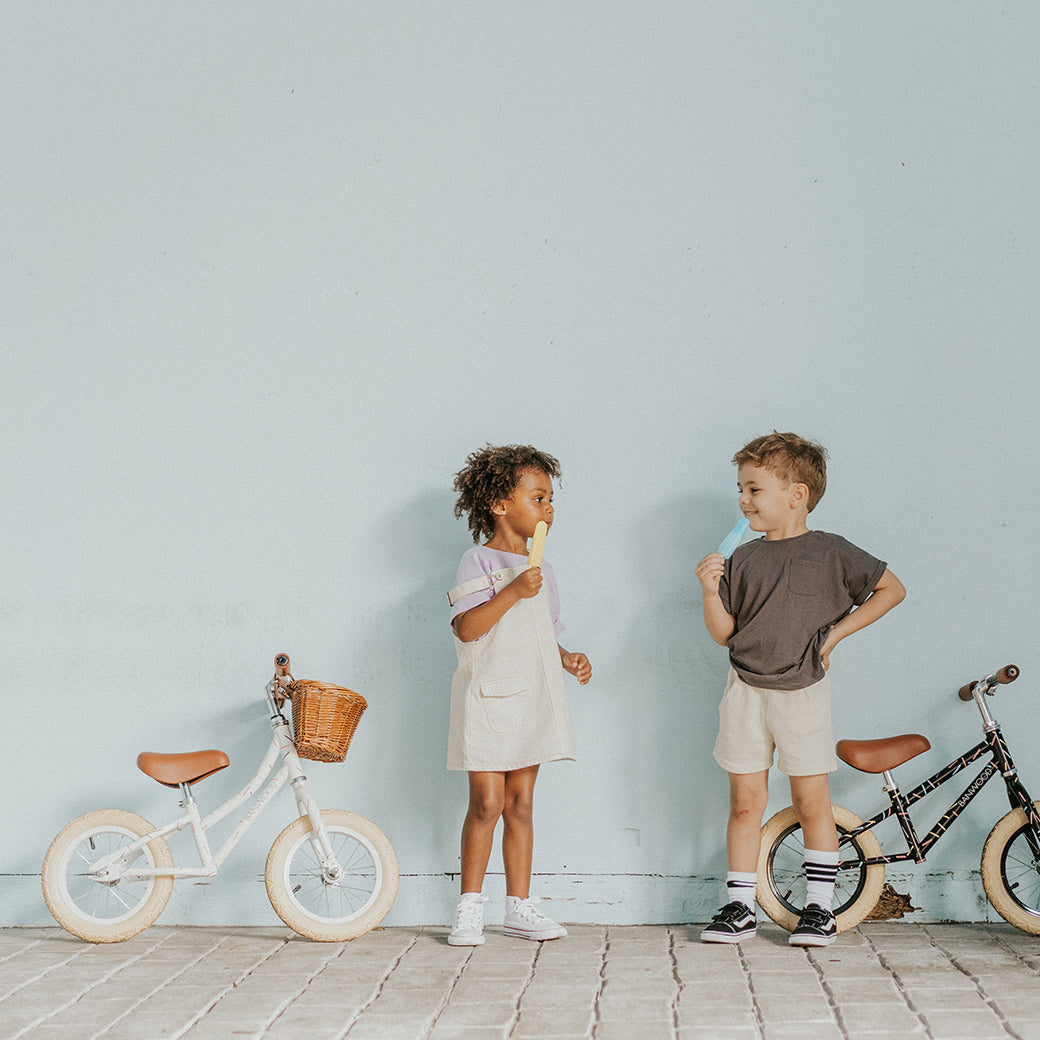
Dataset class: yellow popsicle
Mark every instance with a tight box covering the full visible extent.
[528,520,548,568]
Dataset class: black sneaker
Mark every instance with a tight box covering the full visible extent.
[789,904,837,947]
[700,901,756,944]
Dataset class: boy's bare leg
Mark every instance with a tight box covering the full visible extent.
[460,771,506,893]
[502,765,539,898]
[789,773,838,852]
[788,772,840,944]
[727,770,770,871]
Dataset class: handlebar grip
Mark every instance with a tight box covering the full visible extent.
[996,664,1020,684]
[958,665,1020,701]
[274,653,291,677]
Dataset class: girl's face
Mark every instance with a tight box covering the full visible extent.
[495,468,554,541]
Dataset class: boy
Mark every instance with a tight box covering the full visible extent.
[695,432,905,946]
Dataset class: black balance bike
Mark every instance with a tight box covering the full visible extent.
[757,665,1040,934]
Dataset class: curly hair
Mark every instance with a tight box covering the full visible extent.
[732,432,828,512]
[453,444,562,543]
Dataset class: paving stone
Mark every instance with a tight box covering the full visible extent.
[677,1028,760,1040]
[760,1021,845,1040]
[595,1021,675,1040]
[918,1006,1010,1037]
[595,994,674,1020]
[513,1005,595,1036]
[837,1001,925,1034]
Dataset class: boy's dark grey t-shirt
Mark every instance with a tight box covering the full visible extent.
[719,530,887,691]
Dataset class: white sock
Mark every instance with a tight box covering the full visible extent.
[505,895,526,915]
[726,871,758,911]
[458,891,483,904]
[804,849,839,910]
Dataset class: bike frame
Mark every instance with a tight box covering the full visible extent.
[838,688,1040,870]
[87,681,339,884]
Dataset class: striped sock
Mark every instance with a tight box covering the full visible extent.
[804,849,839,910]
[726,871,758,911]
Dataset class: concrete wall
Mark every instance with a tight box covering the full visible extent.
[4,3,1038,929]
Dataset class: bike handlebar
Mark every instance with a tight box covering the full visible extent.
[958,664,1020,701]
[270,654,293,708]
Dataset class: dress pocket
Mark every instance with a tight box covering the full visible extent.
[788,559,828,597]
[479,677,531,734]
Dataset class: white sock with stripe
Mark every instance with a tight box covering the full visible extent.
[726,871,758,911]
[804,849,839,910]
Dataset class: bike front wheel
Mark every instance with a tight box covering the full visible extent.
[757,803,886,933]
[42,809,174,943]
[266,809,399,941]
[981,800,1040,935]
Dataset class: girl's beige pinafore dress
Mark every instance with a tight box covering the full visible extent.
[446,564,576,772]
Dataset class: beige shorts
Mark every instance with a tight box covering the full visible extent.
[712,668,837,777]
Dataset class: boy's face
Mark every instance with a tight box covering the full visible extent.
[737,462,809,540]
[497,468,554,540]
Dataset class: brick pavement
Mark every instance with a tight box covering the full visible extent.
[2,922,1039,1040]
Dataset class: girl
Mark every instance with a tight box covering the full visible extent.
[446,444,591,945]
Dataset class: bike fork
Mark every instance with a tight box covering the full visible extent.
[290,776,344,883]
[995,734,1040,858]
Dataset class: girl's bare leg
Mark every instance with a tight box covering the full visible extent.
[460,771,505,894]
[502,765,539,898]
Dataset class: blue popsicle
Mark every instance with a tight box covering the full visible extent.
[718,516,750,559]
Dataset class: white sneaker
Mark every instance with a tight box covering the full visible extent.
[448,894,486,946]
[503,897,567,941]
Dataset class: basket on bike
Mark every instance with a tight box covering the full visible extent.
[287,680,368,763]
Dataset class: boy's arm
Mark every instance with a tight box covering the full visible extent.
[559,645,592,685]
[695,552,736,646]
[454,568,542,643]
[820,567,906,668]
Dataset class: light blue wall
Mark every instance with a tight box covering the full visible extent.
[4,3,1038,929]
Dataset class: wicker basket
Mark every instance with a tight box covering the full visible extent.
[288,680,368,763]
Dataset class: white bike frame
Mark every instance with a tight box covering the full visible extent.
[87,680,341,885]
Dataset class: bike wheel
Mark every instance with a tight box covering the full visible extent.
[41,809,174,943]
[981,800,1040,935]
[757,804,886,933]
[265,809,398,941]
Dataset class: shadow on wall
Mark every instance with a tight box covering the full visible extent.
[613,491,742,871]
[350,491,464,872]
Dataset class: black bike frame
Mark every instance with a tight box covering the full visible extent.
[838,722,1040,869]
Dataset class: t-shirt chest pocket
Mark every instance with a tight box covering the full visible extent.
[788,558,829,597]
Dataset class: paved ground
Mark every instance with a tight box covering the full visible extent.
[2,922,1039,1040]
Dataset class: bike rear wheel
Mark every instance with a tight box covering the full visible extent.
[266,809,398,941]
[42,809,174,943]
[757,804,886,933]
[981,800,1040,935]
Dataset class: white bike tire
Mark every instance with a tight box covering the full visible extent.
[265,809,398,941]
[981,801,1040,935]
[757,803,885,933]
[42,809,174,943]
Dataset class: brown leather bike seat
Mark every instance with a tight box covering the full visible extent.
[836,734,931,774]
[137,750,231,788]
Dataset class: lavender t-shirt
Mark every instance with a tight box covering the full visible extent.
[449,546,565,638]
